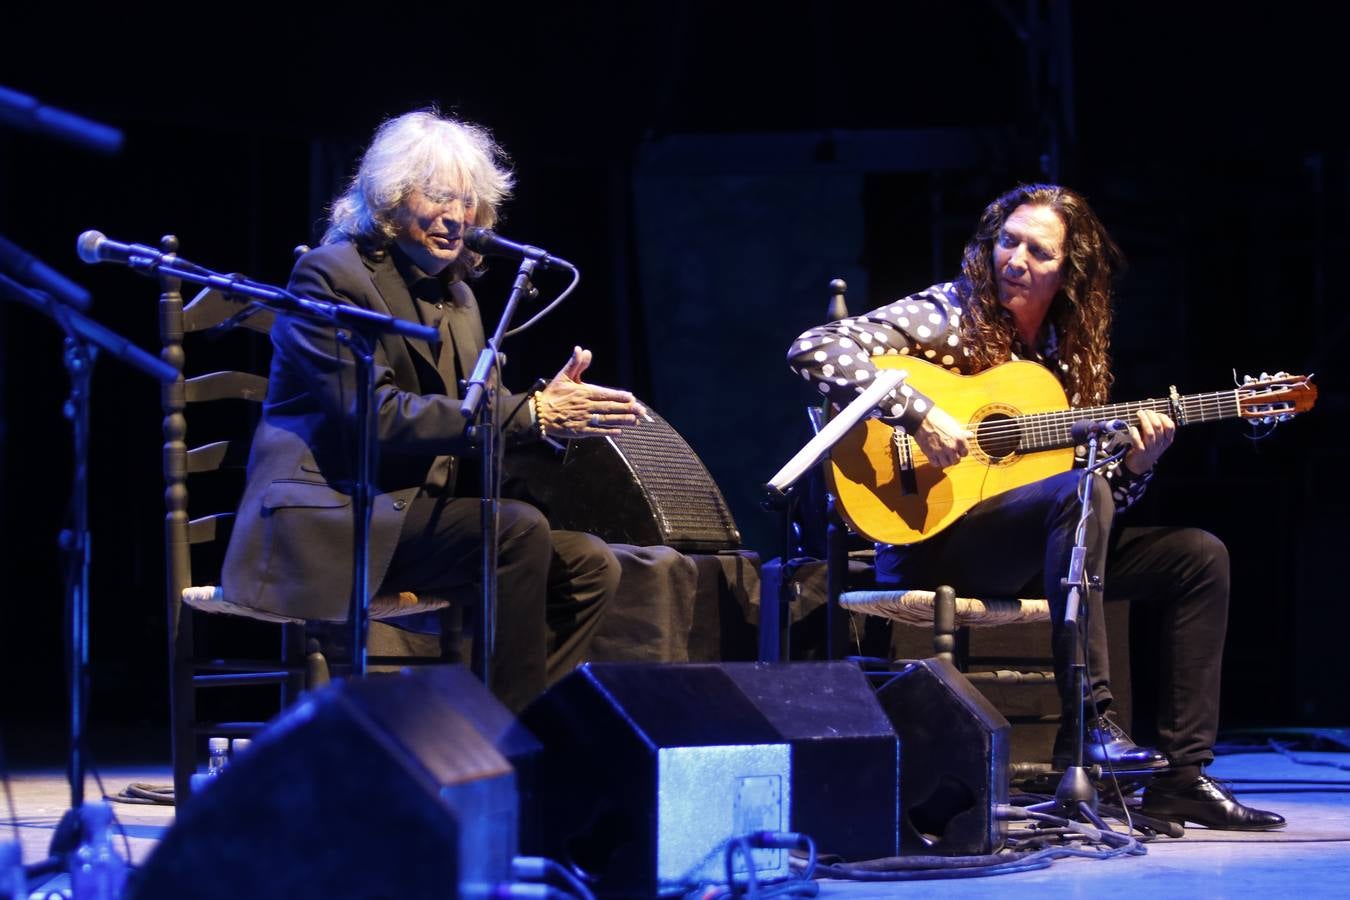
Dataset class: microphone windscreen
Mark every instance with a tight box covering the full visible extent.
[76,230,104,264]
[462,227,491,254]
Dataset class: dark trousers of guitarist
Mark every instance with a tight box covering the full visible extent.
[875,469,1228,781]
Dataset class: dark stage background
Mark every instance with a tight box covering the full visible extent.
[1,3,1345,756]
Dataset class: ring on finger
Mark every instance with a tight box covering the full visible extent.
[590,413,601,427]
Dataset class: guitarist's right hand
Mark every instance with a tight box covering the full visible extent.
[914,406,973,469]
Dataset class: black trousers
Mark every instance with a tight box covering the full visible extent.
[382,496,619,713]
[876,469,1229,769]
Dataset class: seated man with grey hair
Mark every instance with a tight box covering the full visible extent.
[223,109,644,712]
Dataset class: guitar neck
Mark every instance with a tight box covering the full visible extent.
[1016,390,1242,453]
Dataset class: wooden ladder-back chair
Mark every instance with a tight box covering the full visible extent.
[160,263,453,803]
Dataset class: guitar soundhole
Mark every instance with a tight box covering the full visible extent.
[975,414,1021,461]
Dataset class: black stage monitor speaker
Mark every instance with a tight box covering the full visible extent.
[129,667,539,900]
[521,663,792,896]
[874,657,1011,856]
[509,404,741,551]
[719,661,900,861]
[520,662,899,895]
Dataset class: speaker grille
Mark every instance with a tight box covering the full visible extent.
[606,408,739,549]
[511,403,740,552]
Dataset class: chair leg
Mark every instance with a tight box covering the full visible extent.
[438,606,465,665]
[825,511,850,660]
[169,605,197,805]
[756,559,783,663]
[305,636,331,690]
[932,585,957,665]
[281,623,307,707]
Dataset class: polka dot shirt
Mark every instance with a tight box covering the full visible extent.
[787,281,1151,512]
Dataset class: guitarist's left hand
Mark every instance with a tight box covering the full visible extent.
[1124,409,1176,475]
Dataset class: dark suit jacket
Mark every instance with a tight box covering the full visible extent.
[222,240,536,621]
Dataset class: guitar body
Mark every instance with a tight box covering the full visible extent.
[827,357,1077,545]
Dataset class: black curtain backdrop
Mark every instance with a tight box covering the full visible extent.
[1,3,1345,757]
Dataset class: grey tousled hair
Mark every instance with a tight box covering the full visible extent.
[323,109,515,276]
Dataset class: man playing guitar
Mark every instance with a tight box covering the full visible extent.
[788,184,1287,831]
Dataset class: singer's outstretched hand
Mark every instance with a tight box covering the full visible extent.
[1124,408,1176,474]
[535,346,645,438]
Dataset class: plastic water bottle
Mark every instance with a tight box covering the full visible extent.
[190,735,233,795]
[207,736,230,775]
[70,802,127,900]
[230,738,252,758]
[0,840,26,900]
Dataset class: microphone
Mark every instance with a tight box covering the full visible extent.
[463,227,572,271]
[1070,418,1130,444]
[0,234,91,311]
[76,230,197,271]
[0,86,124,156]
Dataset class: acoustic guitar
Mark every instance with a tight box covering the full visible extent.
[827,357,1317,545]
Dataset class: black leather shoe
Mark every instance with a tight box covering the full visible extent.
[1052,713,1169,772]
[1140,774,1286,830]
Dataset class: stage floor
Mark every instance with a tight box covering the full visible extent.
[6,747,1349,897]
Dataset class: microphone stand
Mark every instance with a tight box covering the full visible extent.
[1023,430,1182,841]
[1027,430,1111,833]
[459,258,537,691]
[343,329,378,676]
[0,270,176,881]
[1023,428,1185,841]
[92,237,435,679]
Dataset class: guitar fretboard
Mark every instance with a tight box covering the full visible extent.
[1013,391,1242,453]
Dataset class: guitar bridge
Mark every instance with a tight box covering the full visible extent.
[892,427,918,496]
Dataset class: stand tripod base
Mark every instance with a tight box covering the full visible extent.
[1028,765,1103,820]
[47,805,84,859]
[22,804,88,887]
[1022,765,1186,840]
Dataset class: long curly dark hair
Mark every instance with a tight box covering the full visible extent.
[957,184,1123,406]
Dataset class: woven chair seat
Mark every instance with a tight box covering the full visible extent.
[182,585,449,625]
[840,589,1050,628]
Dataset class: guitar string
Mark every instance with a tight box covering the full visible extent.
[954,391,1241,443]
[1010,393,1241,451]
[894,385,1300,460]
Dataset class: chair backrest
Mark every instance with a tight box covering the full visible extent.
[160,284,275,614]
[794,278,871,559]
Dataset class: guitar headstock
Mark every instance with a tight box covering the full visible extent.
[1235,372,1317,429]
